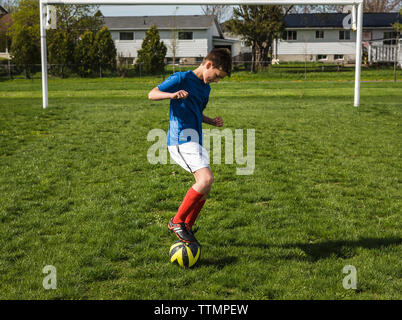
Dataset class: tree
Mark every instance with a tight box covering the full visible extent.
[201,5,232,23]
[290,5,343,13]
[393,9,402,32]
[9,0,40,79]
[169,9,179,73]
[74,30,96,77]
[227,5,291,72]
[10,25,38,78]
[48,29,74,78]
[93,26,116,77]
[51,4,103,36]
[8,1,104,78]
[48,5,104,71]
[363,0,400,12]
[136,25,167,75]
[292,1,401,13]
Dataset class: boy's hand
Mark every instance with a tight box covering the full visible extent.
[212,117,224,127]
[171,90,189,100]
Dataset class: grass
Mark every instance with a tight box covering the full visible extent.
[0,70,401,299]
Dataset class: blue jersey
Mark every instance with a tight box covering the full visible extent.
[158,70,211,146]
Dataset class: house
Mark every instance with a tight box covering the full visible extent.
[102,15,236,64]
[0,5,12,59]
[273,12,402,64]
[222,31,252,62]
[0,5,7,17]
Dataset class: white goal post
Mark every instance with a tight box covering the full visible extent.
[39,0,364,109]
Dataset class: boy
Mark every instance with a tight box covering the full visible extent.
[148,48,232,244]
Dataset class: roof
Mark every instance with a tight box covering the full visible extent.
[0,13,12,33]
[0,5,8,16]
[103,15,217,30]
[284,13,402,29]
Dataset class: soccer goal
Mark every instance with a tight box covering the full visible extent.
[39,0,364,109]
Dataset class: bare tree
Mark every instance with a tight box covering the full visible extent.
[201,5,232,23]
[290,5,345,13]
[169,8,179,73]
[227,5,293,72]
[364,0,401,12]
[291,1,400,13]
[288,1,400,16]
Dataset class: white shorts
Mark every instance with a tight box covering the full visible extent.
[168,142,210,173]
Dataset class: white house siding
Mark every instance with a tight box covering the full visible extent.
[276,29,357,62]
[369,29,398,45]
[276,28,399,63]
[111,29,209,59]
[167,38,209,58]
[210,23,221,38]
[207,28,213,53]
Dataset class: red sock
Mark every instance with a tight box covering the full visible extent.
[185,199,206,230]
[172,187,204,224]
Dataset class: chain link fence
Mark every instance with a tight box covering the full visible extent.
[0,59,400,81]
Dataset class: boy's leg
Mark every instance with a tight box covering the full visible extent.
[168,185,203,243]
[185,199,206,230]
[168,143,211,242]
[185,167,213,230]
[172,186,204,224]
[192,166,214,195]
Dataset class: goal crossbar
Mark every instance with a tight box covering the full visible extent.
[39,0,364,108]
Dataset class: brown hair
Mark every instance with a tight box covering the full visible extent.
[202,48,232,77]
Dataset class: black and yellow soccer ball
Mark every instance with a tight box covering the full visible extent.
[169,240,201,268]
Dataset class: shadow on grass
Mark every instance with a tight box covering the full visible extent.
[234,237,402,262]
[197,256,238,268]
[282,237,402,261]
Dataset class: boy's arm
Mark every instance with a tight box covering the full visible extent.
[148,87,188,101]
[203,115,223,127]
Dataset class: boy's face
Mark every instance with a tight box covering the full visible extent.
[203,61,227,84]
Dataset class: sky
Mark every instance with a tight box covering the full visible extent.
[99,5,205,16]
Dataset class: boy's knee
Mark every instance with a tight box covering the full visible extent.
[203,174,214,187]
[194,168,214,192]
[196,176,213,194]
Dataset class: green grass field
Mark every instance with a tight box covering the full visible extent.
[0,70,401,299]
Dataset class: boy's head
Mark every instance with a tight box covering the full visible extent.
[200,48,232,84]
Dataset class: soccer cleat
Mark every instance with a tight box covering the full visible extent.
[168,218,197,243]
[186,224,201,246]
[186,224,199,234]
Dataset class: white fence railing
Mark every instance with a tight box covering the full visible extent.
[368,41,401,67]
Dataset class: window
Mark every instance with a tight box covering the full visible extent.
[334,54,344,60]
[316,31,324,39]
[178,32,193,40]
[120,32,134,41]
[383,32,398,45]
[339,30,351,40]
[166,57,179,64]
[282,31,297,41]
[317,55,327,60]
